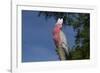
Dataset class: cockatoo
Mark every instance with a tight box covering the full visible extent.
[53,18,69,60]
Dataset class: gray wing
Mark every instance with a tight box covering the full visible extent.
[60,31,69,55]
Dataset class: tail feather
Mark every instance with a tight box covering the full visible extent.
[62,42,69,55]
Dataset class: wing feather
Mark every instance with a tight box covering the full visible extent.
[60,31,69,55]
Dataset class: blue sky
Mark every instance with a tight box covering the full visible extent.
[22,10,76,62]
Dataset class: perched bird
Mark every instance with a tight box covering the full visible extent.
[53,18,69,60]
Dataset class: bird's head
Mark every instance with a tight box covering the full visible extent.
[55,18,63,29]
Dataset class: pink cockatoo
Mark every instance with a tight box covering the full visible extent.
[53,18,69,60]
